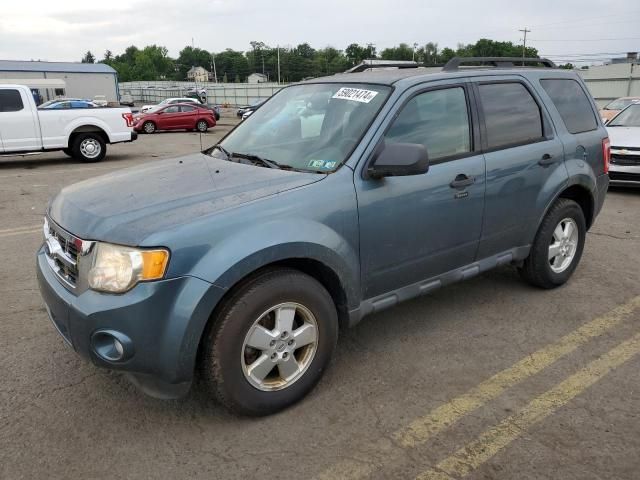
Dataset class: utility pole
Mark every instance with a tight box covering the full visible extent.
[211,53,218,83]
[519,28,531,64]
[277,46,281,84]
[413,43,418,62]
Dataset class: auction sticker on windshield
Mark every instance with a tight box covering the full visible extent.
[332,87,379,103]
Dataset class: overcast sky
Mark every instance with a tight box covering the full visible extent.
[0,0,638,64]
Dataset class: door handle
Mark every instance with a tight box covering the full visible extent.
[538,153,557,166]
[449,174,475,189]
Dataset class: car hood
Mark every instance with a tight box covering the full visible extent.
[48,153,326,245]
[607,126,640,148]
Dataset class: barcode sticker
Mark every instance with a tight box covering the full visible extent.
[332,87,379,103]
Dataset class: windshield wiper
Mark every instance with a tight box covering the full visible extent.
[230,152,285,170]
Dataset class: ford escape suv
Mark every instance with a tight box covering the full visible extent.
[37,57,609,415]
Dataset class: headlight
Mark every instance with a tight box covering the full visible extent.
[87,243,169,293]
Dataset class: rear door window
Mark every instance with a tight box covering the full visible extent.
[0,89,24,112]
[540,79,598,134]
[478,82,544,150]
[180,105,196,112]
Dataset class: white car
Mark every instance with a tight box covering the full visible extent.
[606,102,640,186]
[0,84,136,162]
[93,95,108,107]
[141,97,203,113]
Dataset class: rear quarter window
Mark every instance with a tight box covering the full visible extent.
[540,79,598,134]
[0,89,24,112]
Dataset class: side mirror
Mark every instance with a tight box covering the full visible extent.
[368,142,429,179]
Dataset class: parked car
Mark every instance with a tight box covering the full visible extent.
[38,98,90,108]
[37,58,609,415]
[141,97,203,114]
[141,97,220,120]
[40,100,99,109]
[236,100,265,118]
[0,84,136,162]
[599,96,640,123]
[93,95,108,107]
[606,102,640,186]
[119,92,135,107]
[133,103,215,133]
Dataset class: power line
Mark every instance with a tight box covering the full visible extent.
[531,37,640,42]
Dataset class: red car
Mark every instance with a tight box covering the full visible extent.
[134,103,216,134]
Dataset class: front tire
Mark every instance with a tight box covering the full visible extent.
[62,148,72,157]
[142,121,156,134]
[519,198,586,289]
[71,133,106,162]
[201,268,338,416]
[196,120,208,133]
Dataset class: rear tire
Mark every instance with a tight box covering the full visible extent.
[201,268,338,416]
[71,133,106,163]
[519,198,586,289]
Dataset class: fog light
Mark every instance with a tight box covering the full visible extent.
[91,330,134,362]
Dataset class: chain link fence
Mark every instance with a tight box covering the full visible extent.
[119,81,286,107]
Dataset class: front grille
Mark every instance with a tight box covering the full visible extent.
[44,218,82,288]
[611,147,640,166]
[611,153,640,166]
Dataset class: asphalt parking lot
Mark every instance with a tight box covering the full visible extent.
[1,118,640,480]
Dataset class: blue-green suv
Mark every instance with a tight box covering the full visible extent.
[37,58,610,415]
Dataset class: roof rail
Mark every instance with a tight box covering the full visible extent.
[442,57,557,72]
[345,59,419,73]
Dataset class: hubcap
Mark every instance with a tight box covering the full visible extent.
[548,217,579,273]
[241,302,318,391]
[198,121,207,131]
[79,138,101,159]
[144,123,154,133]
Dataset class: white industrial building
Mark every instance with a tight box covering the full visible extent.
[0,60,119,104]
[579,57,639,108]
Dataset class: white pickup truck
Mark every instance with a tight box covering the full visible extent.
[0,84,137,162]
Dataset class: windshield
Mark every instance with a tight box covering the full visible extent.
[604,98,637,110]
[215,83,391,172]
[608,104,640,127]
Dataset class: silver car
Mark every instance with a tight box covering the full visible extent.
[606,103,640,186]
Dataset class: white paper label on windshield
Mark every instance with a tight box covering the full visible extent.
[332,87,379,103]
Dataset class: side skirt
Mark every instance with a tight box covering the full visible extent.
[347,245,531,327]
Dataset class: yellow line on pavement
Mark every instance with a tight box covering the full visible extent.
[416,331,640,480]
[314,295,640,480]
[395,295,640,448]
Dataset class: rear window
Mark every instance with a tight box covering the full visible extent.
[0,89,24,112]
[540,79,597,134]
[478,83,544,150]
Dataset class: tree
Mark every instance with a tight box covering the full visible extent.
[103,50,113,62]
[81,51,95,63]
[558,63,575,69]
[423,42,439,66]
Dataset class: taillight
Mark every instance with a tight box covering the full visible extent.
[602,137,610,174]
[122,112,134,127]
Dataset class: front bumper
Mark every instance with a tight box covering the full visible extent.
[36,247,225,398]
[609,164,640,186]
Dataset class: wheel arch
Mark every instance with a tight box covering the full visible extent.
[68,125,109,148]
[557,184,595,230]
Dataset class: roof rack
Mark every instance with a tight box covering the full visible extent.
[345,59,419,73]
[442,57,556,72]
